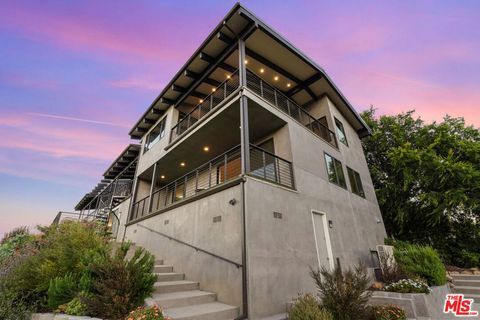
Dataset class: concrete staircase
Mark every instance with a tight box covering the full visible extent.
[451,274,480,302]
[145,260,239,320]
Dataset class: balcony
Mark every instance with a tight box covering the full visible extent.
[246,70,337,148]
[129,144,294,222]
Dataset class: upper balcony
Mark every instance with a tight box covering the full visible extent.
[168,68,337,148]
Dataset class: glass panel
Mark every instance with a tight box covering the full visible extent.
[335,118,348,146]
[354,171,365,197]
[334,159,347,188]
[324,154,337,183]
[347,167,358,194]
[145,117,166,152]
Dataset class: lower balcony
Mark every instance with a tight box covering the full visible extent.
[129,144,294,222]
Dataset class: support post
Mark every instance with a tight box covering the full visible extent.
[147,162,158,213]
[238,40,250,174]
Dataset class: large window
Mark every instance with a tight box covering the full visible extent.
[144,117,166,152]
[324,153,346,188]
[347,167,365,197]
[334,117,348,146]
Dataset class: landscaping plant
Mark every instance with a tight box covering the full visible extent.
[288,293,333,320]
[392,242,446,286]
[383,278,431,294]
[127,305,169,320]
[369,305,407,320]
[311,262,371,320]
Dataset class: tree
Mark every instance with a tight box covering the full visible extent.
[361,108,480,267]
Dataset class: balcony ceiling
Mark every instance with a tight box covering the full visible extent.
[129,3,369,140]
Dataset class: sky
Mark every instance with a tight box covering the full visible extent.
[0,0,479,237]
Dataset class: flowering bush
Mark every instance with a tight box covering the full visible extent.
[384,278,431,294]
[370,305,407,320]
[127,306,170,320]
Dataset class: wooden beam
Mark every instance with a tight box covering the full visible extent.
[287,73,322,96]
[199,52,236,73]
[143,118,156,125]
[185,69,222,87]
[136,127,148,133]
[150,108,162,115]
[159,97,174,105]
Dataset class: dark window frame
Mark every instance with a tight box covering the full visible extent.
[334,117,348,146]
[324,153,347,189]
[144,116,167,153]
[347,166,365,198]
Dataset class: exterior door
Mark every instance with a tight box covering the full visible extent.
[312,211,334,270]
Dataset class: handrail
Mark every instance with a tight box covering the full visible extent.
[246,69,338,148]
[249,144,292,165]
[170,70,240,142]
[137,223,242,268]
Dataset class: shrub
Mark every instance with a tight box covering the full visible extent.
[288,293,333,320]
[393,244,446,286]
[47,273,78,309]
[64,296,88,316]
[126,306,168,320]
[384,278,430,294]
[81,245,157,319]
[311,262,371,320]
[0,229,34,262]
[369,305,407,320]
[1,226,30,244]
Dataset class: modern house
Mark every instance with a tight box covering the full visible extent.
[70,3,387,319]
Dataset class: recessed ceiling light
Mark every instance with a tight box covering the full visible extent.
[274,76,279,81]
[203,146,210,152]
[160,175,165,179]
[244,59,248,64]
[212,88,216,92]
[260,68,265,73]
[287,83,291,87]
[199,99,204,103]
[226,74,231,79]
[180,162,186,167]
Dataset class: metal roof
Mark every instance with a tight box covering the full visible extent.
[129,3,370,140]
[103,144,140,179]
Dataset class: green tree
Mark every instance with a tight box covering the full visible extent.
[361,108,480,267]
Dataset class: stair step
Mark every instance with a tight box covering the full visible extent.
[453,279,480,287]
[464,293,480,302]
[154,280,199,293]
[156,272,185,281]
[451,274,480,281]
[154,265,174,273]
[151,290,217,308]
[453,286,480,295]
[164,302,239,320]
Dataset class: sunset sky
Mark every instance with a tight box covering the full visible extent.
[1,0,479,236]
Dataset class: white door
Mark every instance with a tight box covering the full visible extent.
[312,211,334,270]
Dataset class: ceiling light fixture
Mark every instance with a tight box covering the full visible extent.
[287,83,291,87]
[244,59,248,64]
[212,88,216,92]
[160,175,165,179]
[180,162,186,167]
[226,74,231,79]
[260,68,265,73]
[199,99,204,103]
[274,76,279,81]
[203,146,210,152]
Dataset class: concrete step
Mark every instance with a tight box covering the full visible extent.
[154,280,199,293]
[451,274,480,281]
[155,272,185,282]
[164,302,239,320]
[453,279,480,287]
[464,293,480,302]
[150,290,217,309]
[154,264,173,273]
[453,286,480,295]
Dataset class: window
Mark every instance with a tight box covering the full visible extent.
[324,153,346,188]
[144,117,166,152]
[334,117,348,146]
[347,167,365,197]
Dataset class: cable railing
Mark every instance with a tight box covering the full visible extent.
[129,144,295,222]
[246,70,338,148]
[249,145,295,189]
[170,70,240,143]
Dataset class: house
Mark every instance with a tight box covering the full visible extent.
[71,3,387,319]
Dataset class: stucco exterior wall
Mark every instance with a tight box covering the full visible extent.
[113,197,131,242]
[124,184,243,310]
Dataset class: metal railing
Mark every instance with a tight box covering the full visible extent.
[170,70,240,143]
[129,144,295,222]
[246,70,338,147]
[52,211,82,224]
[249,145,295,189]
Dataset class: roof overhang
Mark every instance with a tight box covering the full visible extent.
[129,2,370,139]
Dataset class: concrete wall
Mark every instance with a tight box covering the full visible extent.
[124,184,244,310]
[243,90,387,318]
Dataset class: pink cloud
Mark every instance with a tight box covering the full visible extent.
[0,72,59,90]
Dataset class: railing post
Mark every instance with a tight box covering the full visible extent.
[262,150,267,179]
[260,78,264,96]
[224,153,228,182]
[208,163,212,188]
[195,169,199,193]
[274,90,278,106]
[147,162,158,214]
[183,176,187,199]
